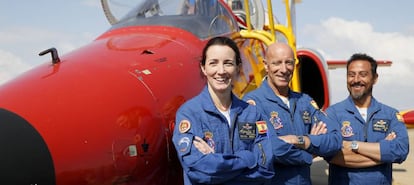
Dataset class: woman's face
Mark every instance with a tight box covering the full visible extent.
[201,45,239,94]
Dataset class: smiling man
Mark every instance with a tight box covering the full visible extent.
[243,42,342,185]
[325,53,410,185]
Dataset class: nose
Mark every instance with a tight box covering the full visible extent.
[352,74,362,82]
[217,64,226,74]
[279,63,289,73]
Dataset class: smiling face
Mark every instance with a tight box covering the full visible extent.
[201,45,239,94]
[347,59,378,101]
[264,43,295,95]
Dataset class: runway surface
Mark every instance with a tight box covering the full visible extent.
[310,128,414,185]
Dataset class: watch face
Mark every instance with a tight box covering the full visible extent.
[351,141,358,150]
[297,136,305,145]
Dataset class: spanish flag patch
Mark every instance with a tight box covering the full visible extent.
[256,121,267,134]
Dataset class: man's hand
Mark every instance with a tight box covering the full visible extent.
[279,135,310,150]
[193,136,215,155]
[310,121,327,135]
[385,131,396,141]
[278,135,298,144]
[342,140,352,151]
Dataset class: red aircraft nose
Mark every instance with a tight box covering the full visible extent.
[0,108,55,184]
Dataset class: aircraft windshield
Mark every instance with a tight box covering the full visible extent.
[102,0,238,38]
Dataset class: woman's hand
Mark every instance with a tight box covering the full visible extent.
[193,136,215,154]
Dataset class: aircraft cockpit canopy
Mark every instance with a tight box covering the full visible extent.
[101,0,238,38]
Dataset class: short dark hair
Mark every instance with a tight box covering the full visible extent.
[200,36,241,66]
[346,53,377,75]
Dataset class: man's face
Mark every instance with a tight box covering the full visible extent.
[264,47,295,90]
[346,60,377,100]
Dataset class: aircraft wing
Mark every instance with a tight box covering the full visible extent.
[327,60,392,69]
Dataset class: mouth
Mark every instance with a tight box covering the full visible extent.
[350,84,365,92]
[274,74,290,82]
[214,77,229,84]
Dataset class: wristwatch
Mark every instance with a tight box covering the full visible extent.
[297,136,305,145]
[351,140,359,152]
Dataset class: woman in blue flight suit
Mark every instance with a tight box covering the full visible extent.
[172,36,274,185]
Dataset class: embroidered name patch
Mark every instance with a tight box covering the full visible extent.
[372,119,389,132]
[238,122,256,140]
[302,110,311,124]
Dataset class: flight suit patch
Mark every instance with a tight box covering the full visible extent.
[396,113,404,122]
[256,121,267,135]
[179,119,191,133]
[341,121,354,137]
[270,111,283,129]
[204,131,215,151]
[310,100,319,109]
[238,122,256,140]
[246,99,256,105]
[302,110,311,124]
[178,135,192,153]
[372,119,389,132]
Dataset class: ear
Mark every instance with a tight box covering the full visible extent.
[263,59,269,72]
[373,73,379,84]
[236,63,241,74]
[200,64,207,76]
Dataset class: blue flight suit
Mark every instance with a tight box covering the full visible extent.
[243,79,342,185]
[326,96,409,185]
[173,86,275,185]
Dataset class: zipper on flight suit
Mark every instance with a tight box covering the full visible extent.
[257,143,266,165]
[289,98,298,135]
[364,109,380,141]
[229,111,237,152]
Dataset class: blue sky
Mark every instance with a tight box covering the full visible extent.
[1,0,413,110]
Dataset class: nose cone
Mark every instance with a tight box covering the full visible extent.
[0,108,55,184]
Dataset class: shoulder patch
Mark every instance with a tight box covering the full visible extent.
[396,112,404,122]
[246,99,256,106]
[179,120,191,133]
[310,100,319,109]
[178,136,192,153]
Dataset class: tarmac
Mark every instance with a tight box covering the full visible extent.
[310,128,414,185]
